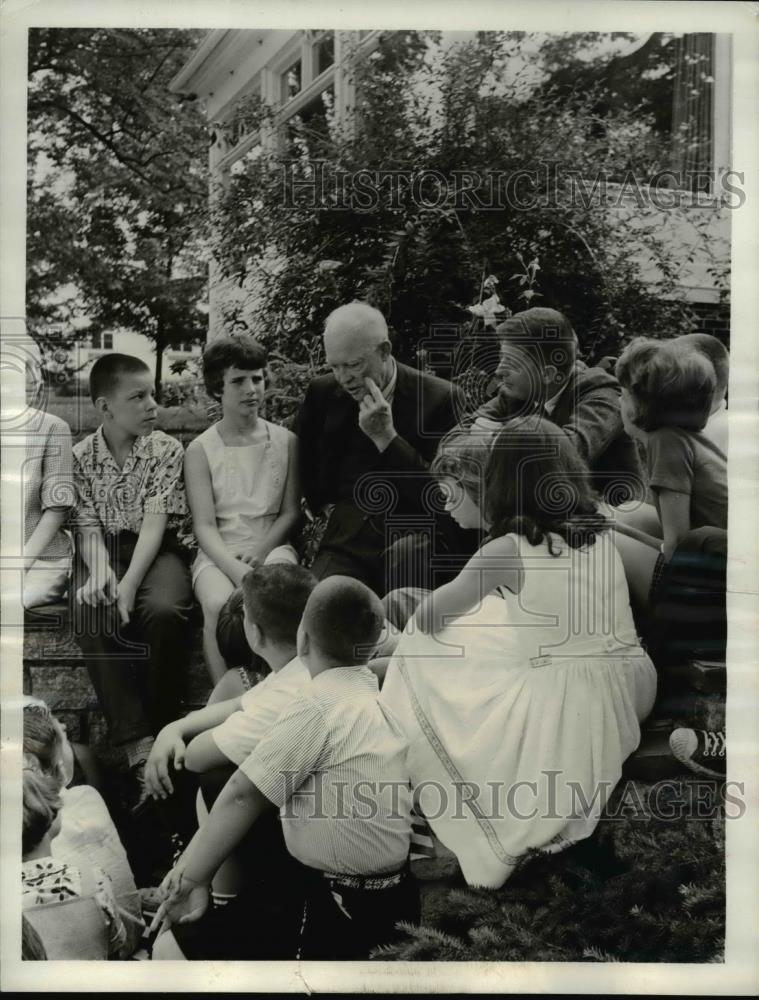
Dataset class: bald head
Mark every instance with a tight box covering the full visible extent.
[299,575,385,666]
[324,302,389,349]
[323,303,393,399]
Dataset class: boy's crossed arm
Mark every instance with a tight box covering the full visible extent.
[150,767,274,930]
[144,696,244,799]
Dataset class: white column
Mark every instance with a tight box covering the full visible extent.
[712,34,732,175]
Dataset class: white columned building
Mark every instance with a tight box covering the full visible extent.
[170,31,733,342]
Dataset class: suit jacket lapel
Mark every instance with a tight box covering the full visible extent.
[390,364,418,445]
[548,365,580,425]
[324,384,356,437]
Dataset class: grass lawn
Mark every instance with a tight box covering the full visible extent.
[385,775,725,963]
[382,688,726,963]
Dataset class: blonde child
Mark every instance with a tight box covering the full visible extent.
[22,762,130,959]
[380,419,657,889]
[185,334,301,683]
[23,698,144,953]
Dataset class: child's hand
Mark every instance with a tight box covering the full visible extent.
[231,557,255,585]
[235,546,265,568]
[150,871,209,933]
[116,577,137,625]
[76,568,118,607]
[145,723,186,799]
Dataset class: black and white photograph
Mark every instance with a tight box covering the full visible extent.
[1,0,757,992]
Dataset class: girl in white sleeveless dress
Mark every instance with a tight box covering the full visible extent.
[380,419,656,888]
[185,336,301,682]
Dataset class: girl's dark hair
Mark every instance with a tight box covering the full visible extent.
[615,337,716,432]
[436,417,609,553]
[23,701,64,780]
[202,333,268,401]
[216,588,255,669]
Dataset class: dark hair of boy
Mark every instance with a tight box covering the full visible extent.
[89,353,151,405]
[202,333,269,401]
[22,765,62,856]
[495,307,578,377]
[240,563,317,646]
[301,576,385,665]
[484,416,611,553]
[616,338,716,432]
[23,703,63,777]
[675,333,729,399]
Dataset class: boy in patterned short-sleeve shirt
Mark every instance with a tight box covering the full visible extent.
[71,353,193,810]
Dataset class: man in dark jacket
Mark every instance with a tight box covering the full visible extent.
[296,302,465,595]
[470,308,644,504]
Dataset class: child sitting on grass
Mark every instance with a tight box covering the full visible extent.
[144,563,317,798]
[71,353,193,811]
[151,576,418,961]
[23,698,144,954]
[381,420,656,889]
[22,761,130,959]
[144,563,317,946]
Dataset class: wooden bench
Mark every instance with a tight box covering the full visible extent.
[23,602,212,756]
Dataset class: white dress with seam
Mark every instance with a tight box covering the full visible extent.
[380,530,657,888]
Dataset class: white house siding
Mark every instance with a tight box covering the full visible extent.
[170,30,732,341]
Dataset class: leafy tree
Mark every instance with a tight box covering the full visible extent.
[27,28,209,398]
[211,30,728,392]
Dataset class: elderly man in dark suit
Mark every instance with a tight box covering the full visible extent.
[296,302,466,596]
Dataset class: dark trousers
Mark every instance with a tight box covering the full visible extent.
[384,522,480,593]
[297,863,420,960]
[71,531,193,747]
[311,507,479,598]
[170,765,306,960]
[646,526,728,665]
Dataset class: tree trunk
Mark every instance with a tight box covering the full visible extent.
[154,334,164,403]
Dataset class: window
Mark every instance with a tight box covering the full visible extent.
[313,32,335,76]
[282,86,335,159]
[91,332,113,350]
[281,59,302,103]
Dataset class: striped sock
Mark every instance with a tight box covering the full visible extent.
[211,891,237,909]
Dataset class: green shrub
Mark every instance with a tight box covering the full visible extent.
[377,780,725,963]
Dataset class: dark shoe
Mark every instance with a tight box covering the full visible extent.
[669,728,726,779]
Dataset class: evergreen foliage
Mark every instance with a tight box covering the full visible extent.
[376,780,725,963]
